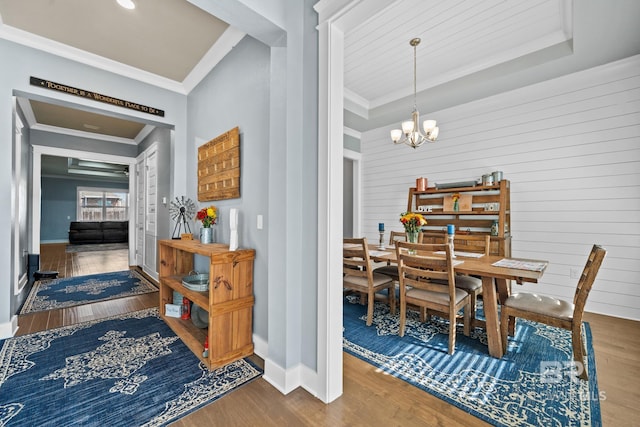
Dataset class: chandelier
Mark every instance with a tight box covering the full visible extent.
[390,38,439,149]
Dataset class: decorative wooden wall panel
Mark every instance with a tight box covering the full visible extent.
[198,127,240,201]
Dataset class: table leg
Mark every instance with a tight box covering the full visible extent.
[496,278,510,305]
[482,276,504,358]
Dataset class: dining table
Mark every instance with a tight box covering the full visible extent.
[367,243,549,358]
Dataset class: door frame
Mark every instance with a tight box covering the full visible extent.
[31,145,137,264]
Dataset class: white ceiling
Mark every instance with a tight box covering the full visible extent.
[344,0,571,112]
[4,0,640,140]
[0,0,574,141]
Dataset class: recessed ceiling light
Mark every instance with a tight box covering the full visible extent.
[117,0,135,10]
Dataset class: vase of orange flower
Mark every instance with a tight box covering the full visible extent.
[196,205,217,243]
[400,212,427,253]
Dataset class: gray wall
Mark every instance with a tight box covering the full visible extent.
[0,37,187,330]
[343,134,360,152]
[1,1,321,394]
[40,177,129,242]
[187,35,271,342]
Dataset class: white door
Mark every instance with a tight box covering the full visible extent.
[143,147,158,277]
[135,154,145,267]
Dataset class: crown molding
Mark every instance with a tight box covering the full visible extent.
[31,122,137,145]
[0,24,188,94]
[343,88,369,119]
[183,26,246,93]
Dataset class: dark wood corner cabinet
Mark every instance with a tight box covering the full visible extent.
[158,239,255,370]
[408,180,511,256]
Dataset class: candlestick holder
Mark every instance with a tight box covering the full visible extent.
[378,231,385,249]
[447,233,456,258]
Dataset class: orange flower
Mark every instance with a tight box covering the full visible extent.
[399,212,427,233]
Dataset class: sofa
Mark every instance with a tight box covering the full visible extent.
[68,221,128,244]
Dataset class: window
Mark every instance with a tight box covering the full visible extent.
[77,187,129,221]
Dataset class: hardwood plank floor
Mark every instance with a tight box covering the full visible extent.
[16,244,640,426]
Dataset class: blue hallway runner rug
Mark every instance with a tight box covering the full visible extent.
[0,307,263,426]
[342,295,602,426]
[20,270,158,314]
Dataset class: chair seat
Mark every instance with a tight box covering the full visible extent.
[433,274,482,291]
[505,292,574,320]
[407,287,469,305]
[373,265,399,279]
[344,272,394,288]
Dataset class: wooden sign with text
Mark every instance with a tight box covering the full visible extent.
[30,76,165,117]
[198,127,240,201]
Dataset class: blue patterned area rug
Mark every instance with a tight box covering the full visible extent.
[0,308,263,426]
[20,270,158,314]
[343,296,602,426]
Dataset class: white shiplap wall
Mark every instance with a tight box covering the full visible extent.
[361,55,640,320]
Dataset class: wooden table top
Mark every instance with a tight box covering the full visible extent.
[365,244,548,284]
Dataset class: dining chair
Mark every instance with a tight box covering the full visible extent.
[372,231,407,281]
[450,234,491,324]
[500,244,606,380]
[425,234,489,327]
[395,241,471,354]
[389,230,407,246]
[344,238,396,326]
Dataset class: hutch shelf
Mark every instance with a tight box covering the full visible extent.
[408,180,511,256]
[158,239,255,370]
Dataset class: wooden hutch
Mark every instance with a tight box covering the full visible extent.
[408,180,511,256]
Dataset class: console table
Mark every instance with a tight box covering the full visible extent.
[158,239,255,369]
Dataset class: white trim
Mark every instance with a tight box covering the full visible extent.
[31,145,137,257]
[12,107,26,295]
[315,19,345,404]
[30,123,138,145]
[343,126,361,140]
[343,149,362,237]
[252,332,268,360]
[0,315,18,340]
[315,0,392,404]
[343,88,369,119]
[183,27,246,93]
[15,274,27,297]
[262,359,300,395]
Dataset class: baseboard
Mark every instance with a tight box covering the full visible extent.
[256,332,319,398]
[0,315,18,340]
[253,333,268,360]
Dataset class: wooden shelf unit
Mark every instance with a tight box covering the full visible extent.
[408,180,511,256]
[158,239,255,370]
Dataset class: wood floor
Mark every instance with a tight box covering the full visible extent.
[16,243,640,426]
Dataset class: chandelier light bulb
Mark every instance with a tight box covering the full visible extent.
[423,120,437,132]
[401,120,415,134]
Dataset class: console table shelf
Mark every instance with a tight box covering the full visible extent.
[158,239,255,370]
